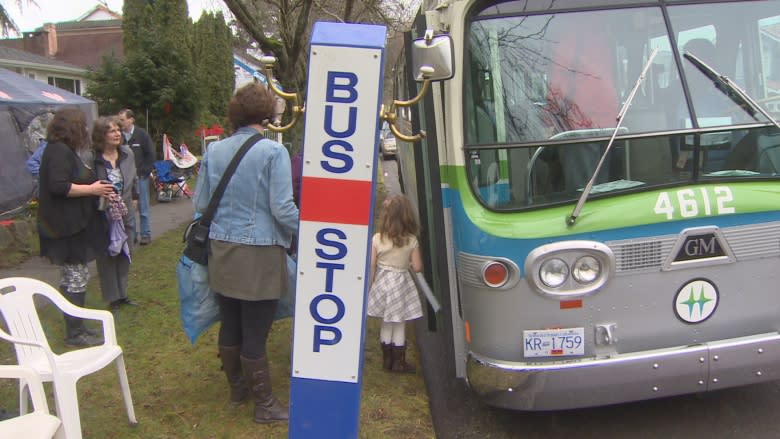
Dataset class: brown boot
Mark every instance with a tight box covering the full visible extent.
[241,355,289,423]
[381,342,393,370]
[390,344,416,373]
[219,345,248,404]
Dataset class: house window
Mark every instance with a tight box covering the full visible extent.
[47,76,81,95]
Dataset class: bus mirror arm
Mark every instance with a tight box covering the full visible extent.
[380,66,434,142]
[260,56,305,133]
[567,49,659,227]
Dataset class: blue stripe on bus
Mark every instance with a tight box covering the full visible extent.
[444,187,780,276]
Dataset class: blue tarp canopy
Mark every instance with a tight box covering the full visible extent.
[0,67,97,215]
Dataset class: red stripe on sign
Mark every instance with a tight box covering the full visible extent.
[560,299,583,310]
[551,349,563,355]
[300,177,372,225]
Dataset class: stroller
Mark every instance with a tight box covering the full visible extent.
[152,135,198,202]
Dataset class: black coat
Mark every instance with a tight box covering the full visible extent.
[124,126,155,177]
[37,142,99,239]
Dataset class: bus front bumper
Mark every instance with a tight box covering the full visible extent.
[466,332,780,410]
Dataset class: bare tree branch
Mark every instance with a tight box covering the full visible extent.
[0,0,38,36]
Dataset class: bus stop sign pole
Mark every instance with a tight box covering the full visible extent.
[289,21,387,438]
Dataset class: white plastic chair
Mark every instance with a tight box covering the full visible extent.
[0,277,137,439]
[0,364,63,438]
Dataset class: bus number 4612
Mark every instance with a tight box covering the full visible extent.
[654,187,735,220]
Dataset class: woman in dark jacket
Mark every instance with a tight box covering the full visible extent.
[93,116,139,311]
[37,107,115,346]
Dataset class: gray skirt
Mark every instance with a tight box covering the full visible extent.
[367,265,423,322]
[207,240,288,301]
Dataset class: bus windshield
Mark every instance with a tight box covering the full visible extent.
[464,1,780,210]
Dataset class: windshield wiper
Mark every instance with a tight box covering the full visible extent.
[683,51,780,130]
[566,49,658,226]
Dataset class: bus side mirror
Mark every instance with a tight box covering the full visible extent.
[411,32,454,82]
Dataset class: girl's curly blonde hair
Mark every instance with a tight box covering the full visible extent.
[376,194,419,247]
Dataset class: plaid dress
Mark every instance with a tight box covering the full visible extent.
[366,234,423,322]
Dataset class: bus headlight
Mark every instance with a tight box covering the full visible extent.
[525,241,614,298]
[572,255,600,284]
[539,258,569,288]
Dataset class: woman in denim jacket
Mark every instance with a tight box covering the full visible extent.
[193,83,299,424]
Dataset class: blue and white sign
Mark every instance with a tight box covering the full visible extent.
[289,21,386,438]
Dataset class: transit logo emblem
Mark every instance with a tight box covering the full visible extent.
[674,279,718,323]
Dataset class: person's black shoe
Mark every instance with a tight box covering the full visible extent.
[79,325,102,337]
[121,298,139,307]
[64,333,102,347]
[139,236,151,245]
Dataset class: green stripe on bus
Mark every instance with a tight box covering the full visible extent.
[441,165,780,238]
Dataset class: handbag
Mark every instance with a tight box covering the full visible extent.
[182,133,262,265]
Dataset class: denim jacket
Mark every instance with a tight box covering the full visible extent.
[193,126,299,247]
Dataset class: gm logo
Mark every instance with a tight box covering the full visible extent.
[674,279,719,323]
[674,233,725,262]
[664,226,735,270]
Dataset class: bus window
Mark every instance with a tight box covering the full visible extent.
[463,2,780,211]
[667,3,780,176]
[465,6,686,146]
[464,6,688,208]
[758,16,780,112]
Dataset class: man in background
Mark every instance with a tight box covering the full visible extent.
[118,109,155,245]
[26,139,47,198]
[25,112,55,198]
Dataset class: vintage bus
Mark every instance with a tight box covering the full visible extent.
[396,0,780,410]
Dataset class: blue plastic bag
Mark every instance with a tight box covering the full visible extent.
[274,254,297,320]
[177,253,297,343]
[176,254,219,344]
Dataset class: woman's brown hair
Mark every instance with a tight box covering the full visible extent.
[376,194,419,247]
[91,116,120,153]
[228,82,276,130]
[46,107,88,151]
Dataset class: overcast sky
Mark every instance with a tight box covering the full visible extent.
[5,0,229,33]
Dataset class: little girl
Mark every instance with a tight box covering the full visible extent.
[367,194,424,373]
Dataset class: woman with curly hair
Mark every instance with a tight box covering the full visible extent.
[37,107,115,346]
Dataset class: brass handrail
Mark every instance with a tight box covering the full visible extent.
[260,56,305,133]
[380,66,434,142]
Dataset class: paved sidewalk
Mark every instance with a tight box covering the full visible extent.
[0,197,195,288]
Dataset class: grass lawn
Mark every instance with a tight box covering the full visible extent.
[0,181,435,438]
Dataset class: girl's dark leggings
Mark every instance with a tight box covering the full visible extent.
[217,294,278,359]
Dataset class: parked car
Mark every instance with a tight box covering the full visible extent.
[379,127,397,159]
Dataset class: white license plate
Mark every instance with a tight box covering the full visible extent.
[523,327,585,358]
